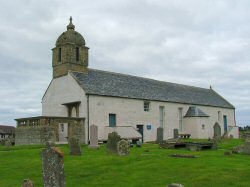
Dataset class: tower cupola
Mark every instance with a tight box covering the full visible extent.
[52,17,89,78]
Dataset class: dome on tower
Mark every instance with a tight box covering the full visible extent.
[56,17,85,46]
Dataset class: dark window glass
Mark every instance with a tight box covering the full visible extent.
[109,114,116,127]
[76,47,80,61]
[58,48,62,62]
[144,101,150,112]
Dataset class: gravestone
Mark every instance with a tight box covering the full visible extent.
[233,140,250,155]
[42,142,66,187]
[4,138,12,148]
[173,129,179,139]
[136,140,142,147]
[69,137,82,155]
[168,183,184,187]
[107,132,121,153]
[156,127,164,143]
[22,179,34,187]
[89,125,100,149]
[117,139,130,156]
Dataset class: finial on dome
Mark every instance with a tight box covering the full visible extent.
[67,16,75,30]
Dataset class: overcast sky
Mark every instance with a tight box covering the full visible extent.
[0,0,250,126]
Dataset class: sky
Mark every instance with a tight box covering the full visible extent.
[0,0,250,127]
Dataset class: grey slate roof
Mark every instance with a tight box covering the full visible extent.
[71,69,234,109]
[184,106,209,117]
[0,125,15,134]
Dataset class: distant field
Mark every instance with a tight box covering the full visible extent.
[0,139,249,187]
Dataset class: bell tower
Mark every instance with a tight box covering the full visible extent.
[52,17,89,78]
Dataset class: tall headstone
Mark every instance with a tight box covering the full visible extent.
[117,139,130,156]
[69,137,82,155]
[107,132,121,153]
[156,127,164,143]
[173,129,179,139]
[89,125,100,148]
[42,142,66,187]
[22,179,34,187]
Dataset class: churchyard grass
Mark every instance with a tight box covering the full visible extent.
[0,139,249,187]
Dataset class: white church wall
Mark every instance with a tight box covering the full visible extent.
[42,74,88,118]
[88,95,236,142]
[41,74,236,142]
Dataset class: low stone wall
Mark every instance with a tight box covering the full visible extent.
[15,126,55,145]
[15,116,85,145]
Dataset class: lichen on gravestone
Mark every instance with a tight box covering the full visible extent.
[42,141,65,187]
[107,131,121,153]
[22,179,35,187]
[69,137,82,155]
[117,139,130,156]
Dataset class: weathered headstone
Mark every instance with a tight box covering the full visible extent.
[156,127,164,143]
[233,140,250,155]
[168,183,184,187]
[107,132,121,153]
[136,140,142,147]
[42,142,66,187]
[224,151,232,156]
[4,138,12,148]
[89,125,100,149]
[69,137,82,155]
[173,129,179,139]
[22,179,34,187]
[117,139,130,156]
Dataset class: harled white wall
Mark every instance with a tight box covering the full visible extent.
[88,95,236,141]
[42,74,87,117]
[42,74,237,142]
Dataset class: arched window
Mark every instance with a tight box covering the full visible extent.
[58,48,62,62]
[76,47,80,61]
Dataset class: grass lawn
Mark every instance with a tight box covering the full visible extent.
[0,139,250,187]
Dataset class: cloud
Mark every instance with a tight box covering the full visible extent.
[0,0,249,126]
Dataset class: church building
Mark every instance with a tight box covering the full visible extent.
[15,18,239,145]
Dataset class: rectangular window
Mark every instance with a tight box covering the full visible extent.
[159,106,164,128]
[109,114,116,127]
[76,47,80,61]
[218,111,221,122]
[178,108,183,131]
[144,101,150,112]
[58,48,62,62]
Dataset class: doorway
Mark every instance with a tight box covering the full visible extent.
[58,123,68,142]
[223,115,228,133]
[136,125,144,143]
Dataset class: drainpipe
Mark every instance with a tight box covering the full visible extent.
[87,94,90,144]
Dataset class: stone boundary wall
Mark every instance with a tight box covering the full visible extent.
[15,126,55,145]
[15,117,85,145]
